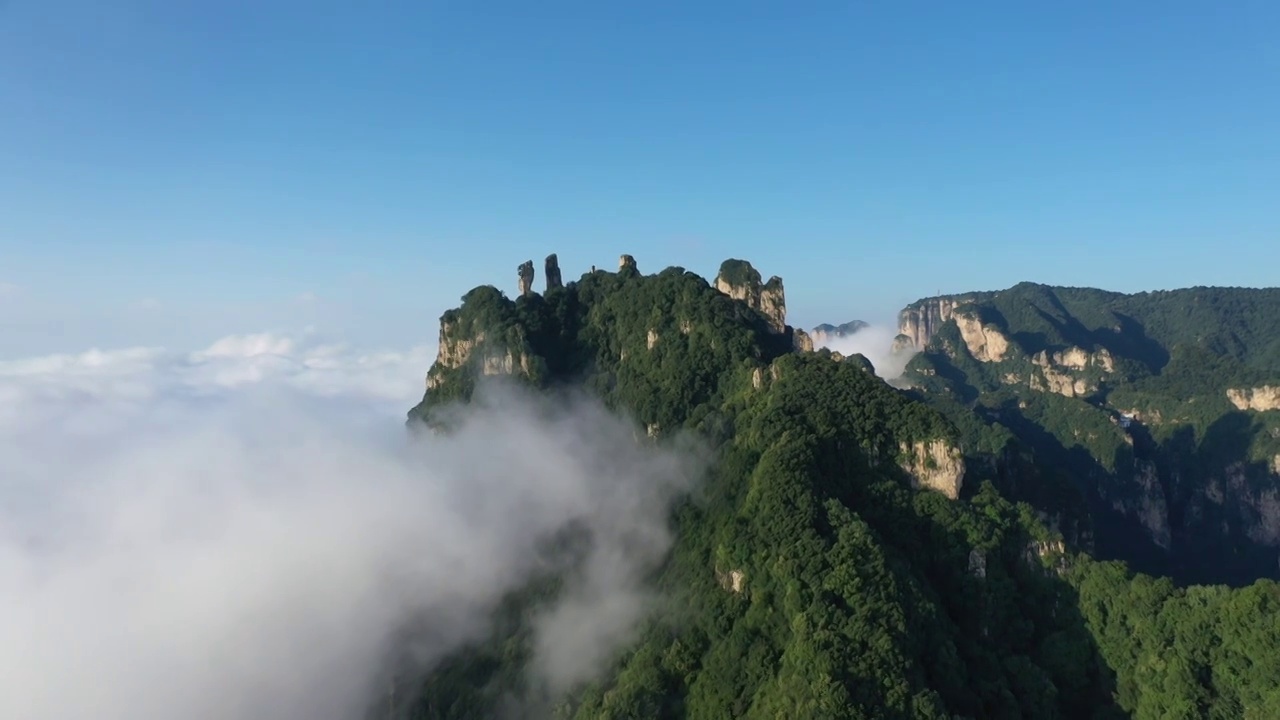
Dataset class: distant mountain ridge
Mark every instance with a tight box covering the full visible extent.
[809,320,869,345]
[895,281,1280,585]
[400,262,1280,719]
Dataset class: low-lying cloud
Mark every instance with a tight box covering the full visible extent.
[0,333,702,720]
[814,323,918,381]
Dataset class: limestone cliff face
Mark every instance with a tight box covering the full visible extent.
[425,319,530,390]
[714,566,746,593]
[792,328,814,352]
[898,439,965,499]
[1030,368,1095,399]
[758,277,786,334]
[1227,386,1280,412]
[954,311,1010,362]
[714,259,792,334]
[750,363,784,391]
[428,319,475,387]
[1023,539,1069,575]
[1017,347,1114,398]
[898,298,963,350]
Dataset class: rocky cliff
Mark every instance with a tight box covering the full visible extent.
[1227,385,1280,412]
[897,293,992,350]
[410,254,817,427]
[712,258,817,354]
[897,281,1280,585]
[898,439,966,499]
[517,260,535,297]
[713,259,789,334]
[424,317,533,392]
[544,253,563,291]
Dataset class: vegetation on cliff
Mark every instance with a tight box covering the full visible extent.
[900,282,1280,586]
[403,263,1280,719]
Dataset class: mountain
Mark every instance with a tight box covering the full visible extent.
[402,258,1280,719]
[810,320,869,345]
[895,282,1280,586]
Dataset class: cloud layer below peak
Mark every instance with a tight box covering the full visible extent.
[0,333,697,720]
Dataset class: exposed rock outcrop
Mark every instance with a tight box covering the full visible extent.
[1227,386,1280,412]
[898,439,965,499]
[758,277,786,334]
[750,363,784,390]
[427,320,476,389]
[898,298,963,350]
[1030,367,1096,398]
[1020,347,1113,398]
[968,548,987,579]
[792,328,814,352]
[954,311,1009,362]
[715,567,745,593]
[1031,347,1115,373]
[1023,539,1069,574]
[425,318,532,390]
[714,259,789,334]
[619,254,637,273]
[517,261,535,297]
[544,254,562,291]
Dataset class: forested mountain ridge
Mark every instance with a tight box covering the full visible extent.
[402,259,1280,719]
[895,283,1280,586]
[810,320,869,345]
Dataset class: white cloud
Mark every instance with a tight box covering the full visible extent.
[0,333,701,720]
[815,323,918,381]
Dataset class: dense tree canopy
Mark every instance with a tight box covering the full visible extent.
[401,265,1280,719]
[901,283,1280,586]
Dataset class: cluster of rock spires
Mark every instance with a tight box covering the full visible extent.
[517,254,566,296]
[424,252,966,500]
[431,254,830,393]
[508,254,812,350]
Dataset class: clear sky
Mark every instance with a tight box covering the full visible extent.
[2,0,1277,355]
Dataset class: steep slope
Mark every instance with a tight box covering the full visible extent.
[400,261,1280,720]
[401,257,1122,719]
[897,282,1280,585]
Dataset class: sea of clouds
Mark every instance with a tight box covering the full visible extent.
[0,333,702,720]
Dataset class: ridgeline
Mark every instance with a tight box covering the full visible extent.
[402,257,1280,720]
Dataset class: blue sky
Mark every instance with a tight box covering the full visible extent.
[2,1,1277,355]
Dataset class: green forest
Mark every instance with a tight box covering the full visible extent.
[403,262,1280,719]
[899,282,1280,586]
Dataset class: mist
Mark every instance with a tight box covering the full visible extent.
[0,335,703,720]
[815,323,918,381]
